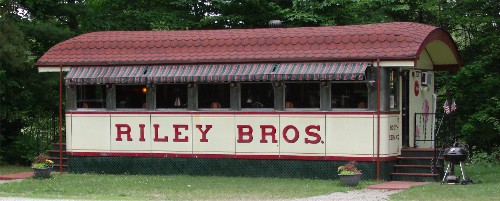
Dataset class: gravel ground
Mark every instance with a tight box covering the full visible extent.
[0,179,400,201]
[289,189,400,201]
[0,179,23,184]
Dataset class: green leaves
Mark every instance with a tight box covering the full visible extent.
[452,53,500,153]
[80,0,203,31]
[0,21,29,71]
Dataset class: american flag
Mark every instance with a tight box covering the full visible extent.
[451,99,457,112]
[443,100,450,114]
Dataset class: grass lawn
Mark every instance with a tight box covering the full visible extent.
[0,165,32,175]
[390,163,500,201]
[0,164,497,200]
[0,174,379,200]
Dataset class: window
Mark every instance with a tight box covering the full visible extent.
[285,82,320,108]
[241,83,274,109]
[116,85,147,109]
[77,85,106,109]
[157,84,187,109]
[198,84,230,109]
[389,69,399,110]
[331,82,368,109]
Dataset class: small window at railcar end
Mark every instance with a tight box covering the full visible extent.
[389,69,399,110]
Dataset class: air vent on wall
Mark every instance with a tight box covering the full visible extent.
[421,71,432,86]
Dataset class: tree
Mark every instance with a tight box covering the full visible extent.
[0,0,77,164]
[14,0,84,56]
[444,0,500,153]
[81,0,207,31]
[199,0,288,28]
[0,3,31,163]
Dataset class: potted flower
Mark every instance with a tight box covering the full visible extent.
[337,161,362,186]
[31,153,54,178]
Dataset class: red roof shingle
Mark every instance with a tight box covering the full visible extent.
[36,22,459,67]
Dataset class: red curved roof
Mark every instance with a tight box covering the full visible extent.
[36,22,460,68]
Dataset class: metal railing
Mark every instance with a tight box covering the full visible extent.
[27,112,60,155]
[414,112,456,148]
[414,112,457,175]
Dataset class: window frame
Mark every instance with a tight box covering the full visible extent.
[66,78,375,112]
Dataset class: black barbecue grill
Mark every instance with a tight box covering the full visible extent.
[441,142,473,184]
[444,146,468,163]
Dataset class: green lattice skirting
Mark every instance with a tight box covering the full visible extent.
[68,156,395,180]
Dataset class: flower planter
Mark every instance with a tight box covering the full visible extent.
[33,167,52,178]
[338,173,362,186]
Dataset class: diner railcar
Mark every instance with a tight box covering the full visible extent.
[37,22,461,180]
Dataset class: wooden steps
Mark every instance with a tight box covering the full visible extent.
[391,148,444,182]
[47,143,68,172]
[391,173,440,177]
[394,165,443,169]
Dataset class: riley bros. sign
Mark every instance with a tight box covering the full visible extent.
[115,123,323,144]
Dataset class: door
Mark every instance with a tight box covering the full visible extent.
[401,70,410,147]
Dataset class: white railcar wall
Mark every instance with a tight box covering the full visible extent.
[65,113,400,158]
[409,50,436,148]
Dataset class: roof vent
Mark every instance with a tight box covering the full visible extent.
[268,20,282,28]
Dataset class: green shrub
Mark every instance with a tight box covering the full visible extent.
[469,146,499,165]
[1,114,57,165]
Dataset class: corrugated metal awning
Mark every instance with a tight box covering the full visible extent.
[145,63,276,83]
[272,62,368,81]
[65,66,148,85]
[65,62,369,85]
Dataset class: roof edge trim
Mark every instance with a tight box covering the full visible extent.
[38,67,71,72]
[416,28,462,71]
[36,57,419,68]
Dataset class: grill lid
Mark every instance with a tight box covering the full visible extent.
[444,146,468,162]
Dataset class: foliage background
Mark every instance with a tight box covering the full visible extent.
[0,0,498,164]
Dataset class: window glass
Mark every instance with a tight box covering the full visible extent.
[285,82,320,108]
[331,82,367,109]
[157,84,187,109]
[116,85,147,109]
[390,69,399,110]
[77,85,106,108]
[241,83,274,108]
[198,84,230,108]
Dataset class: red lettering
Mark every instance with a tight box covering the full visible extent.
[173,124,189,142]
[282,125,299,143]
[153,124,168,142]
[305,125,321,144]
[139,124,146,141]
[196,125,212,142]
[237,125,253,143]
[260,125,277,143]
[115,124,132,141]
